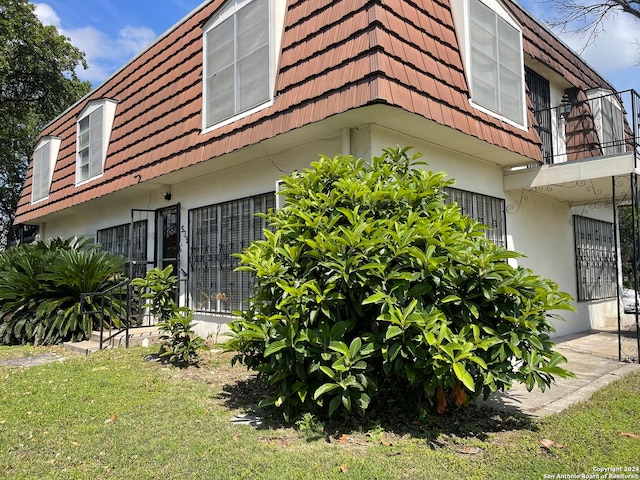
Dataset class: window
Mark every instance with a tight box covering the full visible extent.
[188,192,275,313]
[31,137,61,203]
[203,0,271,128]
[525,68,553,164]
[587,89,625,155]
[467,0,525,125]
[76,99,117,184]
[573,215,616,301]
[444,187,507,247]
[97,220,148,279]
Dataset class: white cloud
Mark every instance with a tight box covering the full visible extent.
[560,13,639,78]
[34,3,157,85]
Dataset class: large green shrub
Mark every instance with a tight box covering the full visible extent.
[0,237,128,345]
[226,147,574,422]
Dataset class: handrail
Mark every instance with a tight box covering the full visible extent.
[80,278,131,350]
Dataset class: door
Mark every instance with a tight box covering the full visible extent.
[156,204,180,275]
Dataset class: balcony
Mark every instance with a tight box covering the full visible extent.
[504,89,640,205]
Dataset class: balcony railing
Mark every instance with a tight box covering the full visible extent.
[531,89,640,166]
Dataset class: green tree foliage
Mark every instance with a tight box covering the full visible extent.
[0,0,91,249]
[226,147,575,422]
[0,237,127,345]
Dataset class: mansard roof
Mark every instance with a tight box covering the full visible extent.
[15,0,614,224]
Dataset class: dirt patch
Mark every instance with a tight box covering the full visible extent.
[0,353,67,368]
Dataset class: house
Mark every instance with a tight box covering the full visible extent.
[15,0,640,343]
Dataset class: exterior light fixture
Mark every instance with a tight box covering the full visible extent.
[560,92,572,117]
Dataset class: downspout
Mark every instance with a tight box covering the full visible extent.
[341,128,351,156]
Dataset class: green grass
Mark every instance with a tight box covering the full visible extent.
[1,345,639,479]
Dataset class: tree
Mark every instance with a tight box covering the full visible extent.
[226,147,574,422]
[541,0,640,49]
[0,0,91,250]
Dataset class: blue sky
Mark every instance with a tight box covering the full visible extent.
[33,0,639,92]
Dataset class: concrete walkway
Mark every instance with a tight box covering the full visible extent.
[482,329,640,417]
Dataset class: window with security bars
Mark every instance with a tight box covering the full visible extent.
[188,192,275,313]
[97,220,148,279]
[573,215,616,301]
[444,187,506,247]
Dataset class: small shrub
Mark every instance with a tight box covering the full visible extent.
[133,266,206,367]
[226,146,574,422]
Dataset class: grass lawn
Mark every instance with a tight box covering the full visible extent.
[1,345,639,480]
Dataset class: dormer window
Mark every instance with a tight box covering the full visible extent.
[202,0,272,130]
[31,136,61,203]
[76,99,117,185]
[453,0,526,127]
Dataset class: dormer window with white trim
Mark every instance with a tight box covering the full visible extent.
[202,0,276,130]
[76,99,117,185]
[453,0,526,127]
[31,136,61,203]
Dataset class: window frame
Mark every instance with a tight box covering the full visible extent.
[458,0,527,128]
[31,136,61,204]
[201,0,274,132]
[444,187,507,247]
[573,215,616,301]
[75,99,117,186]
[97,220,148,279]
[586,89,625,156]
[188,192,275,314]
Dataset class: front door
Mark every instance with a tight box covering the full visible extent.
[156,205,180,275]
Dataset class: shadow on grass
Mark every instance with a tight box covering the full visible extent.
[215,376,539,442]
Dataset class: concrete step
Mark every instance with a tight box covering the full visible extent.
[64,326,161,355]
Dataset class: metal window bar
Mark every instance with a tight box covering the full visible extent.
[444,187,507,247]
[573,215,617,301]
[188,192,274,314]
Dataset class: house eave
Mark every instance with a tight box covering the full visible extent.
[504,152,639,205]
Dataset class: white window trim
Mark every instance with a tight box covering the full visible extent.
[75,98,118,186]
[31,136,62,204]
[201,0,284,134]
[453,0,527,130]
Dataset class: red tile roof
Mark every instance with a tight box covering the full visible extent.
[15,0,614,224]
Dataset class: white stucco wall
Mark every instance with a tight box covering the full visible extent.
[37,122,617,340]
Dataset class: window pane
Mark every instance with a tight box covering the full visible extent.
[207,65,235,125]
[237,0,269,58]
[238,45,270,111]
[207,17,234,73]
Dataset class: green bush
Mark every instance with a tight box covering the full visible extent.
[132,266,206,367]
[226,146,575,422]
[0,237,128,345]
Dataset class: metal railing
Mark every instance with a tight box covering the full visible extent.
[80,279,132,350]
[532,89,640,167]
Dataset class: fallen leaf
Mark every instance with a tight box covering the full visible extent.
[621,432,640,439]
[71,441,80,447]
[339,464,349,474]
[540,439,559,451]
[458,446,482,455]
[337,434,349,444]
[380,437,392,447]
